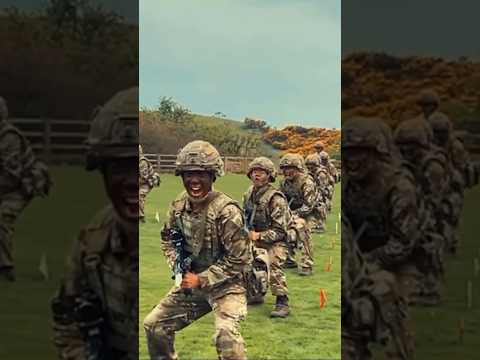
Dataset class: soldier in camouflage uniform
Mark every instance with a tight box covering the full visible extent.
[394,119,449,306]
[342,117,419,359]
[0,96,52,281]
[305,154,328,233]
[417,89,441,120]
[428,112,464,254]
[279,153,316,276]
[342,213,410,360]
[51,88,140,359]
[139,144,160,223]
[243,157,290,318]
[144,140,253,360]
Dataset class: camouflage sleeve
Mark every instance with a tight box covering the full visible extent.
[0,133,23,180]
[160,204,177,270]
[372,178,419,267]
[139,158,150,180]
[295,178,317,217]
[197,204,252,289]
[258,194,289,244]
[51,234,87,360]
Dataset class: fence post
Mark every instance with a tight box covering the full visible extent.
[157,154,162,172]
[43,118,52,163]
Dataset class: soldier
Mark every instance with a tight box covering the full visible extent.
[243,157,290,318]
[394,119,449,305]
[305,154,328,233]
[416,89,441,120]
[429,112,464,254]
[342,213,409,360]
[51,88,140,359]
[279,153,316,276]
[139,144,160,223]
[144,140,253,360]
[0,96,52,281]
[342,117,419,358]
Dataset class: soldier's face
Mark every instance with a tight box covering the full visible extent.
[283,167,299,180]
[250,168,269,188]
[433,130,449,146]
[182,171,213,199]
[103,157,139,222]
[421,104,437,118]
[398,142,424,164]
[343,147,376,181]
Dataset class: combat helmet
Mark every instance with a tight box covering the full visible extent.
[175,140,225,178]
[247,157,277,182]
[313,141,324,151]
[0,97,8,121]
[416,89,440,106]
[86,87,139,171]
[429,112,452,133]
[342,116,394,156]
[279,153,305,172]
[305,154,321,167]
[394,119,430,148]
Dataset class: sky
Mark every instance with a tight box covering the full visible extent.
[342,0,480,60]
[140,0,341,129]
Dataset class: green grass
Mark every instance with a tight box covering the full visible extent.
[140,174,342,360]
[0,166,107,359]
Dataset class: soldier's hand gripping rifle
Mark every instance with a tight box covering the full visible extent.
[161,216,193,294]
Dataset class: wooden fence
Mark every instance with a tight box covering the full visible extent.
[145,154,256,174]
[11,118,89,164]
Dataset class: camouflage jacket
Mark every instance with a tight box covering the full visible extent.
[52,205,139,360]
[0,122,35,194]
[343,163,419,269]
[242,184,289,246]
[162,191,253,299]
[280,173,318,218]
[139,155,160,188]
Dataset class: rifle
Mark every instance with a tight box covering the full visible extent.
[244,203,257,235]
[161,215,193,293]
[74,291,109,360]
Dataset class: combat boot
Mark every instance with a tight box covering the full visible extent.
[298,267,313,276]
[270,295,290,318]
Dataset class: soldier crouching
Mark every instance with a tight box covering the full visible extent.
[144,140,252,360]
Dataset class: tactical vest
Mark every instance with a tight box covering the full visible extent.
[343,166,415,254]
[172,191,241,273]
[281,174,314,211]
[79,206,138,356]
[244,185,286,232]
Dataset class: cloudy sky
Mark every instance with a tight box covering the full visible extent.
[140,0,341,128]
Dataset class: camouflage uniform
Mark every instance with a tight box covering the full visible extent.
[342,117,418,359]
[51,88,140,360]
[243,157,290,317]
[144,141,252,360]
[341,214,410,360]
[279,153,316,275]
[394,119,449,306]
[139,145,160,222]
[428,112,464,254]
[0,96,51,281]
[305,154,329,232]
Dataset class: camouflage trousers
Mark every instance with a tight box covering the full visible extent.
[0,192,29,269]
[263,242,288,296]
[288,215,314,271]
[341,333,372,360]
[144,287,247,360]
[139,184,152,220]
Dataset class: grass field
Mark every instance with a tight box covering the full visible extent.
[0,166,107,359]
[140,174,342,360]
[2,167,480,359]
